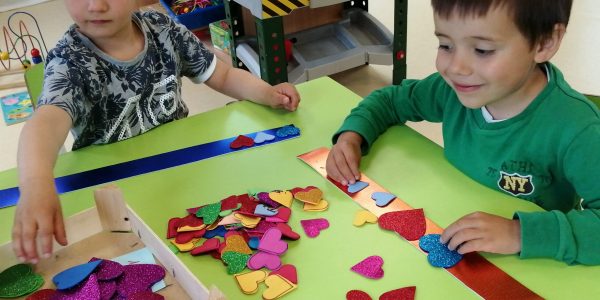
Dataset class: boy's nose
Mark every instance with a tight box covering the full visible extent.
[447,52,472,76]
[88,0,109,12]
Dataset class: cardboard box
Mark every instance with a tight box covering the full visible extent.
[209,20,232,54]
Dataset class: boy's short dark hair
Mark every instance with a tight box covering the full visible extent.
[431,0,573,47]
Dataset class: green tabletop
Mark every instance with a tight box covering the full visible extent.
[1,77,598,299]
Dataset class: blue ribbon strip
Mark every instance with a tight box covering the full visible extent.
[0,124,300,209]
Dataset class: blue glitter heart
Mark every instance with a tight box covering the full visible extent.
[419,234,462,268]
[275,125,300,137]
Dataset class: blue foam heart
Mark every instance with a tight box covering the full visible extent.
[275,125,300,137]
[53,260,102,290]
[418,234,462,268]
[204,225,227,238]
[347,181,369,194]
[248,237,260,249]
[254,204,278,216]
[371,192,396,207]
[254,132,275,144]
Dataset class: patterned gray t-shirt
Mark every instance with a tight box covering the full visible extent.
[39,10,215,150]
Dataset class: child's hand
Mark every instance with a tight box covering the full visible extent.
[266,82,300,111]
[440,211,521,255]
[12,182,67,264]
[326,131,363,185]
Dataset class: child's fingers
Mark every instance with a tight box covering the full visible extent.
[54,210,68,246]
[333,151,356,185]
[39,224,54,259]
[21,221,39,264]
[11,221,25,262]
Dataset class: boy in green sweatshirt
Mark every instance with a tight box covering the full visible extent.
[327,0,600,265]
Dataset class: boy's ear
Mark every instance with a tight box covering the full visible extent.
[534,24,567,63]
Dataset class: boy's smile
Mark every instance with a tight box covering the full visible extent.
[434,6,549,120]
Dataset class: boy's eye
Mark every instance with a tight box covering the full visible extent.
[475,48,495,56]
[438,45,452,52]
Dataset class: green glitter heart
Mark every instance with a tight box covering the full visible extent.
[196,202,221,225]
[0,264,44,298]
[221,251,250,275]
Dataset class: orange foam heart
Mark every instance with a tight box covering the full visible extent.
[262,274,297,300]
[222,235,253,255]
[294,188,323,205]
[235,270,268,295]
[303,199,329,212]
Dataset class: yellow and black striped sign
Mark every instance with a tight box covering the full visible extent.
[262,0,309,18]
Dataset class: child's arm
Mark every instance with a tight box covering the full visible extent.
[13,105,71,263]
[326,131,363,185]
[205,59,300,111]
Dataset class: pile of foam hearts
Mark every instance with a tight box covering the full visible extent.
[166,186,329,299]
[26,258,166,299]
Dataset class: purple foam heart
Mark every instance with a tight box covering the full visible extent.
[257,192,280,208]
[116,264,165,298]
[90,258,124,281]
[99,280,116,300]
[300,218,330,238]
[350,256,384,279]
[128,290,165,300]
[53,274,100,299]
[247,251,282,271]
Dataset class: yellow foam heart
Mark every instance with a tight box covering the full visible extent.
[170,238,201,252]
[294,188,323,205]
[263,274,297,300]
[235,270,268,294]
[353,210,378,227]
[269,190,293,207]
[303,199,329,212]
[177,224,207,232]
[234,213,261,228]
[222,234,253,255]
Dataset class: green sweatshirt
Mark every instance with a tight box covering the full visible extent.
[334,63,600,265]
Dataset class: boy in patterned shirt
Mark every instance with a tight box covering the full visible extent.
[327,0,600,265]
[13,0,300,263]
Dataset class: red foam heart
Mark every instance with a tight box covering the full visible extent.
[269,264,298,284]
[191,238,221,256]
[378,209,426,241]
[266,206,291,223]
[175,229,205,244]
[178,214,204,229]
[166,217,181,239]
[230,135,255,149]
[276,223,300,240]
[25,289,57,300]
[346,290,373,300]
[379,286,416,300]
[221,195,241,211]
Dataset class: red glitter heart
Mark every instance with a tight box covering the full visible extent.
[269,264,298,284]
[379,286,416,300]
[230,135,255,149]
[378,209,426,241]
[346,290,373,300]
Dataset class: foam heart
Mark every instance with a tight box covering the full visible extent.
[89,258,124,281]
[379,286,416,300]
[346,290,373,300]
[269,190,293,207]
[269,264,298,284]
[262,274,297,300]
[300,218,330,238]
[266,206,291,223]
[347,181,369,193]
[166,217,181,239]
[52,274,100,300]
[204,225,227,238]
[350,255,384,279]
[254,132,275,144]
[257,192,281,208]
[116,264,166,298]
[371,192,396,207]
[419,234,462,268]
[230,135,255,149]
[98,280,116,300]
[0,264,44,298]
[25,288,57,300]
[234,270,268,294]
[53,260,101,290]
[223,234,253,255]
[170,238,200,252]
[275,125,300,137]
[294,188,323,205]
[303,199,329,212]
[378,209,426,241]
[255,204,278,216]
[221,195,242,211]
[175,229,206,244]
[222,252,251,274]
[196,202,221,225]
[248,237,260,249]
[353,210,378,227]
[234,213,261,228]
[247,251,282,271]
[127,291,165,300]
[191,238,221,256]
[275,223,301,240]
[258,228,288,255]
[177,214,204,230]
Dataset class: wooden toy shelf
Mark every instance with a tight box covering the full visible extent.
[224,0,407,85]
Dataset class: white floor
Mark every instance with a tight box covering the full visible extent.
[0,0,443,172]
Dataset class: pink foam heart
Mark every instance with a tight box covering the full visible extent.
[300,218,329,238]
[247,251,282,271]
[258,228,288,255]
[378,209,426,241]
[351,256,384,279]
[269,264,298,284]
[53,274,100,300]
[116,264,165,298]
[379,286,416,300]
[128,290,165,300]
[98,280,116,300]
[90,258,124,281]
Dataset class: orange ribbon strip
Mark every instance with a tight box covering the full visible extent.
[298,147,542,300]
